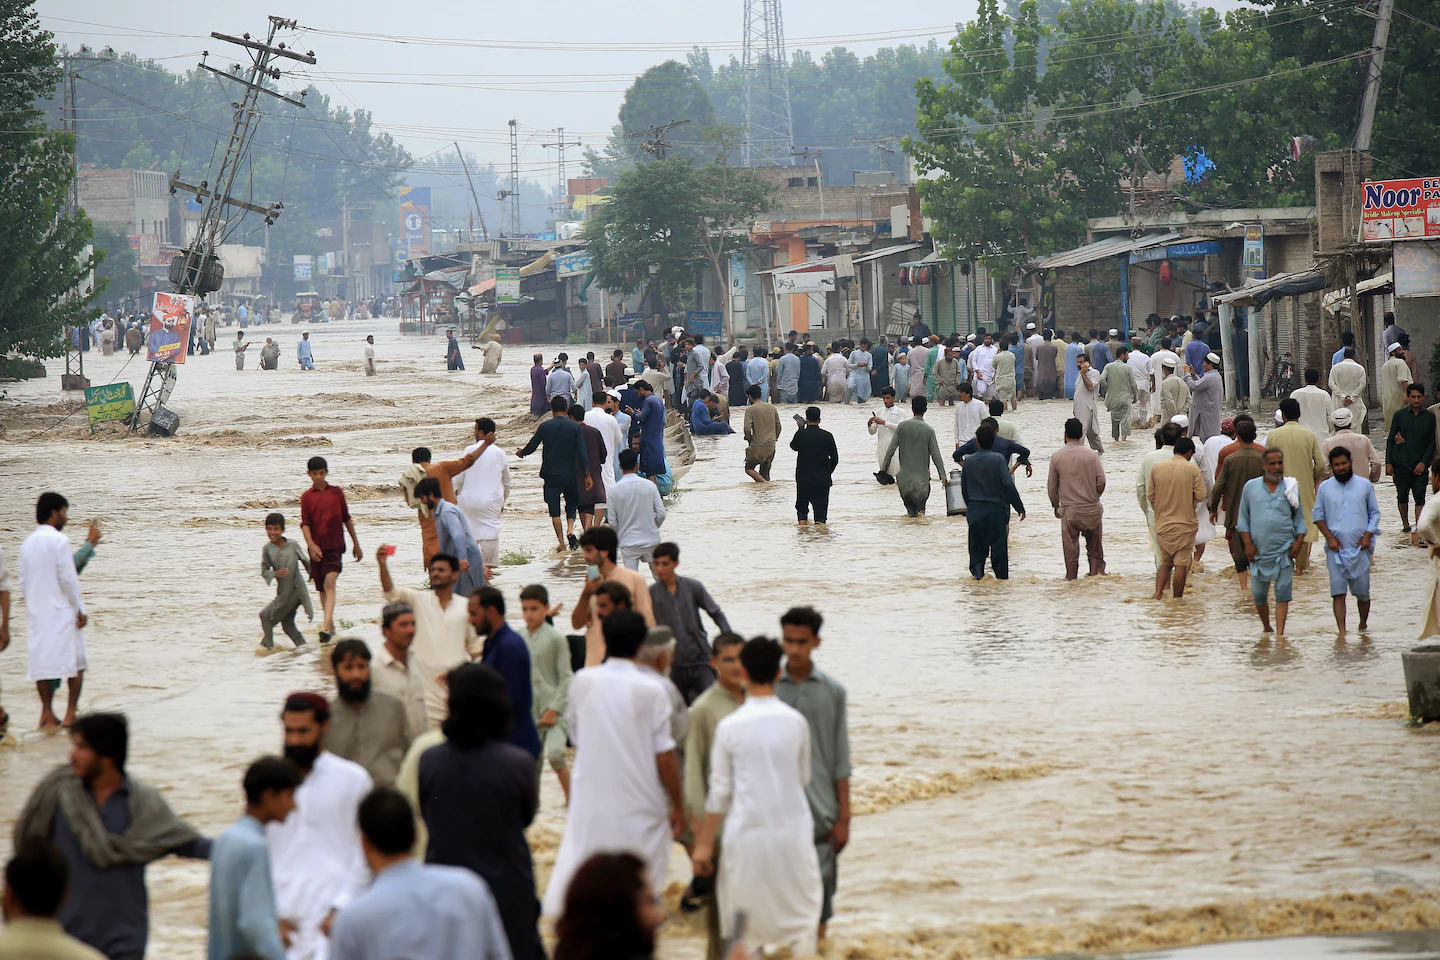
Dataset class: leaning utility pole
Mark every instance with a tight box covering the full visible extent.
[130,16,313,435]
[453,141,490,241]
[1353,0,1395,151]
[628,120,690,161]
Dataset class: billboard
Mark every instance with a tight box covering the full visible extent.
[399,186,432,257]
[147,291,194,364]
[1361,178,1440,241]
[685,311,723,338]
[774,267,836,295]
[293,254,312,281]
[496,266,521,303]
[555,250,593,278]
[1242,224,1265,281]
[1394,241,1440,298]
[84,382,135,432]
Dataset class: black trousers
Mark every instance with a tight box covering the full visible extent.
[796,482,831,523]
[967,502,1010,579]
[672,662,717,705]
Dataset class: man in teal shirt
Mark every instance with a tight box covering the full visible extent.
[1235,449,1307,635]
[208,757,299,960]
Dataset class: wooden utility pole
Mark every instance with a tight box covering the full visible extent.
[1353,0,1395,151]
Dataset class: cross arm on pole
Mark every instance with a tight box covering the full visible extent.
[199,63,307,107]
[210,31,317,64]
[170,176,284,221]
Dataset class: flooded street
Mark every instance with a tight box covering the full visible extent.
[2,318,1439,958]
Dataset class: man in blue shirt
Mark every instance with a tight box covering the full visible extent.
[1331,331,1355,369]
[208,757,300,960]
[1234,448,1307,635]
[445,329,465,370]
[468,587,540,759]
[1313,445,1382,633]
[689,392,734,435]
[329,788,510,960]
[632,378,668,478]
[297,332,315,370]
[959,423,1027,579]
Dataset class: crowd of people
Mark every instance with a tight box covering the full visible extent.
[3,307,1439,960]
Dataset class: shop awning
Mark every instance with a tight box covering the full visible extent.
[851,242,926,264]
[1027,232,1182,272]
[1322,272,1392,314]
[1212,268,1327,307]
[467,278,497,296]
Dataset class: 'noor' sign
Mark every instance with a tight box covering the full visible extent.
[1361,177,1440,241]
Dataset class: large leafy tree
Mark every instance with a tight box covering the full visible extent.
[907,0,1077,269]
[585,141,772,340]
[0,0,96,358]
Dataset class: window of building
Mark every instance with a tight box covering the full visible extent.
[787,177,805,188]
[807,177,819,187]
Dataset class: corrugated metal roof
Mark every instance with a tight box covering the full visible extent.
[1029,232,1182,271]
[758,255,839,276]
[851,242,926,264]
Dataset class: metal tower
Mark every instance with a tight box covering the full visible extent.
[741,0,795,166]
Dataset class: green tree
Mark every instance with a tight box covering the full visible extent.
[91,223,140,307]
[585,140,772,340]
[586,60,714,176]
[0,0,96,358]
[907,0,1078,268]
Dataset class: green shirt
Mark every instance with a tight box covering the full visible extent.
[683,682,743,824]
[1387,405,1437,471]
[776,664,851,837]
[520,622,573,722]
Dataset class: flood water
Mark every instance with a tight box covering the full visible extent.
[2,317,1438,959]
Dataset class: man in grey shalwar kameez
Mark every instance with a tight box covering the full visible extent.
[882,396,948,518]
[260,512,313,648]
[1183,353,1224,443]
[1099,345,1138,441]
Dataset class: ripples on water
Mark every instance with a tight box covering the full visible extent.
[1,320,1437,958]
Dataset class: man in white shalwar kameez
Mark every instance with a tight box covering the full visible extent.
[867,387,905,476]
[1127,343,1154,428]
[454,419,512,569]
[584,403,625,510]
[1291,368,1335,441]
[970,337,998,401]
[692,637,822,957]
[1151,341,1181,419]
[18,492,88,729]
[543,610,683,918]
[952,383,987,450]
[1329,349,1369,434]
[268,692,373,960]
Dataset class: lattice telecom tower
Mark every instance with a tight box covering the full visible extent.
[741,0,795,166]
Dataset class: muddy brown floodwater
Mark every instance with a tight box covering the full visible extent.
[2,318,1439,959]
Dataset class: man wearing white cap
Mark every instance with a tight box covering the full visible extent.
[1329,347,1368,433]
[1183,353,1223,443]
[1159,354,1190,424]
[1151,337,1182,419]
[1323,408,1381,482]
[1290,367,1335,442]
[1379,341,1414,436]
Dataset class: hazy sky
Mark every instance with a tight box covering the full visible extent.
[42,0,974,177]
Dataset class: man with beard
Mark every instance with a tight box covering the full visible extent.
[1235,449,1308,635]
[468,588,541,760]
[378,548,478,728]
[327,639,415,788]
[13,713,211,960]
[267,693,372,960]
[1314,447,1382,633]
[18,493,89,730]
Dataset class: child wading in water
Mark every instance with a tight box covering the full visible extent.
[260,511,313,649]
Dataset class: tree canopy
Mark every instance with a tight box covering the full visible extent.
[0,0,96,359]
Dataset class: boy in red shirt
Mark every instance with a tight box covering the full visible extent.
[300,456,363,642]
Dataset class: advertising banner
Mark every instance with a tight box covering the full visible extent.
[293,254,311,281]
[1361,178,1440,241]
[496,266,521,303]
[1394,241,1440,298]
[147,291,194,364]
[685,311,723,338]
[84,382,135,432]
[1242,224,1265,281]
[555,250,593,278]
[774,267,836,295]
[729,251,747,313]
[399,186,432,257]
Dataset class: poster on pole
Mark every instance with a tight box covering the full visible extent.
[729,251,747,313]
[147,291,194,364]
[1242,224,1265,282]
[83,382,135,433]
[1361,178,1440,241]
[496,266,521,303]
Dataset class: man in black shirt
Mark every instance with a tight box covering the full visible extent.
[789,406,839,526]
[726,348,748,409]
[516,395,591,551]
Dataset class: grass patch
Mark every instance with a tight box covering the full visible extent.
[499,550,532,566]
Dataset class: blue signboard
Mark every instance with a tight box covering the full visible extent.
[685,310,723,338]
[1130,240,1222,263]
